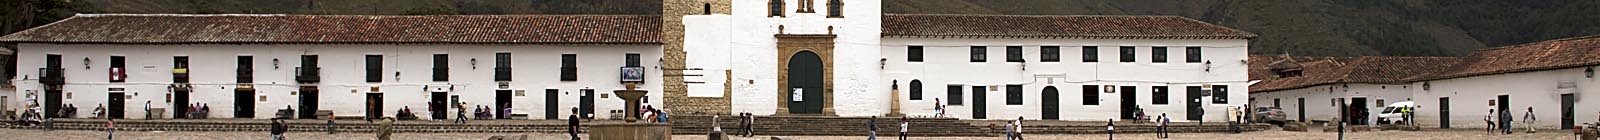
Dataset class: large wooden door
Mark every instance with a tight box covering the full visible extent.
[1439,97,1450,128]
[580,89,595,119]
[108,92,125,119]
[174,90,190,119]
[786,51,825,114]
[1562,94,1574,129]
[1186,86,1203,120]
[1041,86,1060,120]
[431,92,447,120]
[234,90,254,118]
[545,89,559,119]
[1120,86,1137,119]
[496,90,512,119]
[972,86,986,119]
[366,93,383,119]
[298,87,319,119]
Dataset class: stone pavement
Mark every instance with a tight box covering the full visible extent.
[0,127,1572,140]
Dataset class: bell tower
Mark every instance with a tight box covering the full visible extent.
[662,0,733,115]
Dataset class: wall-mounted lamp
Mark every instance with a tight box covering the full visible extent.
[1204,60,1213,72]
[1586,67,1594,78]
[272,58,281,69]
[470,58,478,69]
[879,58,887,69]
[83,57,92,69]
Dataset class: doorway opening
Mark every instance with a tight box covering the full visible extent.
[495,90,512,119]
[108,92,126,119]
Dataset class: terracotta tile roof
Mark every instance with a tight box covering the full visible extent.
[1250,35,1600,93]
[0,14,662,44]
[1415,35,1600,81]
[882,14,1256,39]
[1248,56,1460,93]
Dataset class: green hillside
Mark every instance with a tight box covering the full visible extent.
[6,0,1599,57]
[886,0,1600,57]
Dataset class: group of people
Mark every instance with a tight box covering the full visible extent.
[734,113,756,137]
[471,105,507,120]
[398,105,422,120]
[183,103,211,119]
[639,105,668,123]
[1484,104,1538,134]
[1004,117,1024,140]
[866,116,910,140]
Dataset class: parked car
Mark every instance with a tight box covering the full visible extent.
[1252,107,1288,125]
[1377,101,1416,125]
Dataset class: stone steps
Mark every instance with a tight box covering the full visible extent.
[669,115,992,136]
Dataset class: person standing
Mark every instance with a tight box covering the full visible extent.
[502,103,512,119]
[738,113,750,137]
[934,98,943,118]
[568,107,581,140]
[1158,113,1170,138]
[270,118,287,140]
[1106,118,1115,140]
[377,117,394,140]
[106,115,114,140]
[143,100,152,120]
[899,117,908,140]
[1523,106,1536,133]
[326,112,337,134]
[868,116,878,140]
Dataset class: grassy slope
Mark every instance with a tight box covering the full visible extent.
[886,0,1600,57]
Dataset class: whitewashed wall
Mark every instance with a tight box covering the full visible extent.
[881,37,1251,121]
[1409,67,1599,129]
[683,0,883,116]
[1249,83,1413,123]
[12,43,662,119]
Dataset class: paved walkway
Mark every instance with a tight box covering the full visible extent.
[52,118,620,125]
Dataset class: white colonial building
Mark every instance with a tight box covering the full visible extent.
[1,14,665,120]
[1250,35,1600,129]
[681,0,1256,121]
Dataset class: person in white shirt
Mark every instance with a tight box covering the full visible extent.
[1014,116,1025,140]
[899,116,909,140]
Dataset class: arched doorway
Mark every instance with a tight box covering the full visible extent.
[787,51,825,114]
[1042,86,1060,120]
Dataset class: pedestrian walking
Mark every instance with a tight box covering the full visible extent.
[868,116,878,140]
[326,112,337,134]
[1004,121,1014,140]
[1523,106,1536,133]
[899,116,908,140]
[1106,118,1115,140]
[1500,108,1513,134]
[1485,109,1496,134]
[106,116,114,140]
[455,103,468,124]
[270,118,287,140]
[1014,116,1025,140]
[746,113,757,137]
[377,117,394,140]
[568,107,581,140]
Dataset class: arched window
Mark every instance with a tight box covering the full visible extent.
[909,80,922,100]
[768,0,785,17]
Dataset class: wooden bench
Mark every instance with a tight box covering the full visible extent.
[509,114,529,120]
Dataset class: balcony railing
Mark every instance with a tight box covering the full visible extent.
[40,67,65,85]
[296,67,320,83]
[173,68,189,83]
[494,67,512,81]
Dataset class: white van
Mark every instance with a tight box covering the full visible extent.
[1377,101,1416,125]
